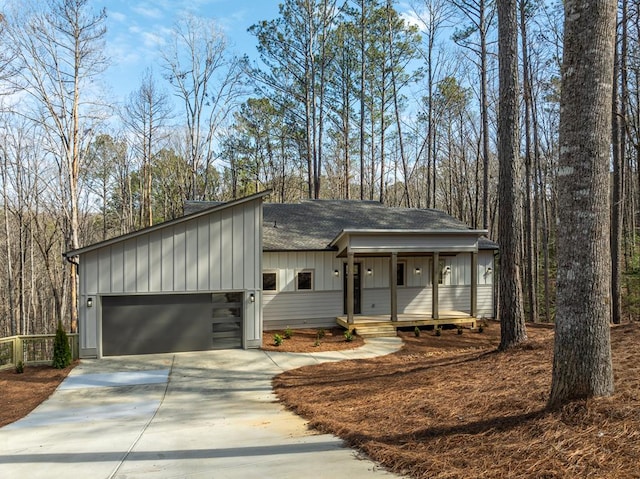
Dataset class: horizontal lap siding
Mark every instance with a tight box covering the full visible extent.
[263,291,342,329]
[477,285,494,318]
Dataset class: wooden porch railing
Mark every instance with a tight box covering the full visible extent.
[0,334,79,370]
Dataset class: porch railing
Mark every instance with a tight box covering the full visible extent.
[0,334,79,370]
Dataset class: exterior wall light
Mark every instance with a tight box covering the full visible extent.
[367,268,373,276]
[334,269,340,277]
[415,267,421,275]
[249,293,255,303]
[486,267,492,274]
[87,297,93,308]
[444,265,451,274]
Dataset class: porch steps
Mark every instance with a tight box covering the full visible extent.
[353,324,398,338]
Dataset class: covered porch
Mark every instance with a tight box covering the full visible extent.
[337,312,477,337]
[331,228,487,337]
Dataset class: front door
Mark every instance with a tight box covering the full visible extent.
[343,262,362,315]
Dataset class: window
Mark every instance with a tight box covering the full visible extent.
[263,271,277,291]
[296,270,313,290]
[396,262,406,286]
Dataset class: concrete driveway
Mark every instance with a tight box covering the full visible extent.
[0,338,404,478]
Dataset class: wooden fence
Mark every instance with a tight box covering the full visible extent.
[0,334,79,370]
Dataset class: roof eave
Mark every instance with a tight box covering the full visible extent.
[64,190,272,258]
[329,228,490,248]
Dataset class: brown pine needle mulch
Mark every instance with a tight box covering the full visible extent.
[273,322,640,479]
[262,327,365,352]
[0,362,76,428]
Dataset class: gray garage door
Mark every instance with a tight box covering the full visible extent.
[101,292,243,356]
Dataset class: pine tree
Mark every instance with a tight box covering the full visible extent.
[52,320,72,369]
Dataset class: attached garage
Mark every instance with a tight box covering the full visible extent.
[101,293,243,356]
[65,192,268,358]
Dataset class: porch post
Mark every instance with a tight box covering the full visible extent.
[390,251,398,321]
[471,251,478,317]
[347,250,355,324]
[432,252,439,320]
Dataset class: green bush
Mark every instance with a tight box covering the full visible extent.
[457,326,463,335]
[284,327,293,339]
[435,326,442,337]
[344,330,354,342]
[273,334,283,346]
[52,320,72,369]
[316,328,326,340]
[15,360,24,374]
[414,326,421,337]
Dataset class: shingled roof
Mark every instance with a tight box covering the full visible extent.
[185,199,498,252]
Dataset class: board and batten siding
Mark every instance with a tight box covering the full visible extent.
[78,199,263,356]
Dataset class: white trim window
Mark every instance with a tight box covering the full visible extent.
[262,271,278,291]
[296,269,314,291]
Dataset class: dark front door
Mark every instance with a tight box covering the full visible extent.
[343,262,362,315]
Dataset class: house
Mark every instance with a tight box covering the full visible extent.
[64,191,496,358]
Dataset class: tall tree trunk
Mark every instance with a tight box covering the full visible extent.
[497,0,527,350]
[480,1,490,231]
[520,0,538,323]
[359,0,366,201]
[611,20,623,325]
[548,0,616,407]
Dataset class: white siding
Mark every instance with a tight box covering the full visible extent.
[477,285,494,318]
[262,251,343,292]
[263,291,342,329]
[262,250,495,321]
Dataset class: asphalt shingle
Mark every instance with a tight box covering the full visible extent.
[186,199,498,251]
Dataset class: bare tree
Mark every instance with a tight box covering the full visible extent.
[548,0,616,407]
[122,69,173,227]
[162,14,245,201]
[451,0,495,230]
[3,0,108,332]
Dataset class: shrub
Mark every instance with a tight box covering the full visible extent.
[344,330,354,342]
[313,339,321,347]
[478,325,484,333]
[284,327,293,339]
[52,320,72,369]
[457,326,463,335]
[435,326,442,337]
[273,334,283,346]
[15,360,24,374]
[414,326,421,337]
[316,328,326,340]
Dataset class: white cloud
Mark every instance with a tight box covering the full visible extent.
[131,5,165,20]
[109,11,127,23]
[141,31,167,48]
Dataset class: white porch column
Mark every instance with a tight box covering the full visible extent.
[471,251,478,317]
[390,251,398,321]
[347,250,355,324]
[432,251,439,320]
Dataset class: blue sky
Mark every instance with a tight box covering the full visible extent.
[97,0,281,102]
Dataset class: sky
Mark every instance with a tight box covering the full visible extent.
[94,0,282,103]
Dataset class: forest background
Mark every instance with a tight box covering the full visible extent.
[0,0,634,337]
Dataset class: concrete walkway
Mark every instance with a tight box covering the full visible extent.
[0,338,405,478]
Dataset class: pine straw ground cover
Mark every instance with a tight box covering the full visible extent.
[273,322,640,479]
[0,362,76,428]
[262,327,365,352]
